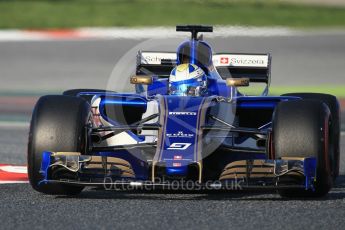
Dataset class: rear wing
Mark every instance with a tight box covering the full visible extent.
[136,51,271,84]
[136,51,176,76]
[212,53,271,84]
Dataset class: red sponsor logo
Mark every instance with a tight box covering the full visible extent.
[173,162,182,167]
[174,155,182,160]
[220,57,229,64]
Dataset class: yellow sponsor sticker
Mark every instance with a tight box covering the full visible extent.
[176,63,189,72]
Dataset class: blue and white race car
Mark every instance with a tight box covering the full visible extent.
[28,25,340,197]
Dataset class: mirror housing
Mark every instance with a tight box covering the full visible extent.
[130,75,153,85]
[226,78,250,87]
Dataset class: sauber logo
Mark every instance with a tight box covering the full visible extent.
[167,143,192,150]
[220,57,229,64]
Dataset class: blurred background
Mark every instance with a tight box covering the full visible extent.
[0,0,344,134]
[1,0,345,28]
[1,1,345,229]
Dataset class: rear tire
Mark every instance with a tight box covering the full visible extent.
[28,95,91,195]
[273,99,333,197]
[282,93,340,180]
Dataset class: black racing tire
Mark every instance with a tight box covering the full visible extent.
[273,99,333,198]
[282,93,340,180]
[28,95,91,195]
[63,89,117,103]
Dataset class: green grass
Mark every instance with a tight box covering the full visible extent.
[238,85,345,97]
[0,0,345,29]
[269,85,345,97]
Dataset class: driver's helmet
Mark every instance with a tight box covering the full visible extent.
[169,63,207,96]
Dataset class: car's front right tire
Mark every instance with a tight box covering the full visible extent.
[28,95,91,195]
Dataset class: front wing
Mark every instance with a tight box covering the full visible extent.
[38,151,317,191]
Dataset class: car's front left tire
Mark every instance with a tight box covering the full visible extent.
[273,99,333,197]
[282,93,340,180]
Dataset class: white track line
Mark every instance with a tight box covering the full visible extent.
[0,181,28,184]
[1,27,345,42]
[0,121,29,128]
[0,165,27,174]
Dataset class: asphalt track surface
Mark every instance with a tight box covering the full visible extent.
[1,34,345,230]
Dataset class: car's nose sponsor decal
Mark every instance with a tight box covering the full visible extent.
[167,143,192,150]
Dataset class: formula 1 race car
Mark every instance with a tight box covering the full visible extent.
[28,25,340,197]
